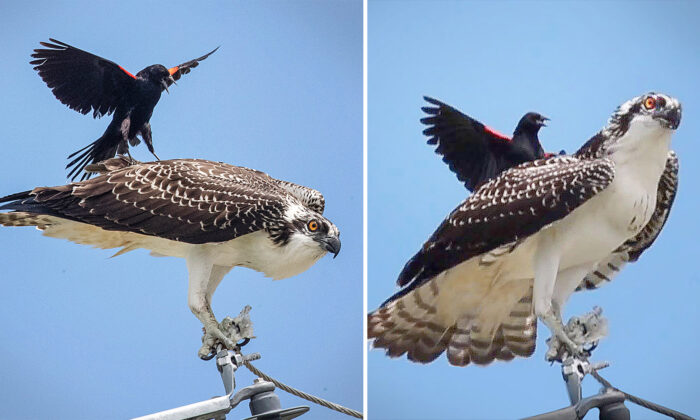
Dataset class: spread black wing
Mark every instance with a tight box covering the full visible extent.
[165,47,219,88]
[421,96,520,191]
[388,156,615,305]
[31,38,136,118]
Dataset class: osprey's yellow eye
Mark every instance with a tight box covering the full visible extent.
[308,220,319,231]
[644,96,656,110]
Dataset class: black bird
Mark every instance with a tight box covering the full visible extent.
[421,96,553,191]
[31,39,219,180]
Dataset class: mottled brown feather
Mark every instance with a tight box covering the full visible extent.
[9,159,324,245]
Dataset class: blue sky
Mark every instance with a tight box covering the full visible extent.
[368,1,699,419]
[0,1,361,419]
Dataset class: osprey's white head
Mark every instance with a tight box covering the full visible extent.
[283,204,341,259]
[248,203,338,280]
[577,93,681,161]
[605,92,681,136]
[602,93,681,172]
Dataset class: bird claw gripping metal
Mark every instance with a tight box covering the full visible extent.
[133,344,309,419]
[525,306,692,420]
[545,306,609,363]
[545,306,611,406]
[200,305,256,361]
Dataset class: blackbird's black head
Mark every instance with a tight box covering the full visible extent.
[516,112,549,134]
[512,112,549,158]
[138,65,176,92]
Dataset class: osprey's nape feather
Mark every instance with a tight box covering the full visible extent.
[31,39,218,180]
[370,93,681,366]
[0,157,340,357]
[421,96,551,191]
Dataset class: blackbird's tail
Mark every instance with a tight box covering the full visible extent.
[66,127,123,181]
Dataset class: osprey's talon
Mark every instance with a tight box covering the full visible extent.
[209,326,236,347]
[545,330,585,362]
[546,307,609,362]
[198,344,215,360]
[199,326,234,359]
[565,342,585,359]
[558,334,583,358]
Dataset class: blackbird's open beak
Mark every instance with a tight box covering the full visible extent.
[162,76,176,93]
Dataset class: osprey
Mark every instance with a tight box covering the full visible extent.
[31,39,218,180]
[369,93,680,366]
[0,157,340,357]
[421,96,551,191]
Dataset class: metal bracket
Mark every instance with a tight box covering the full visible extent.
[561,356,610,405]
[523,307,631,420]
[131,306,308,420]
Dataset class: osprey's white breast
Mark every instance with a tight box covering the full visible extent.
[207,230,327,280]
[547,123,672,271]
[37,218,326,282]
[493,124,673,280]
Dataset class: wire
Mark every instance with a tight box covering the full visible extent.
[590,370,694,420]
[243,361,363,419]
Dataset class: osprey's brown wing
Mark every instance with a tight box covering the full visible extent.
[392,155,615,299]
[0,159,294,244]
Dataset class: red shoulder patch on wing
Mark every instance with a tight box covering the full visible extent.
[484,125,511,141]
[168,66,179,75]
[119,66,137,79]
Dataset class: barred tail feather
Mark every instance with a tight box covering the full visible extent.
[369,269,537,367]
[576,253,629,291]
[500,288,537,357]
[445,285,536,366]
[369,278,449,363]
[0,212,143,255]
[0,212,54,229]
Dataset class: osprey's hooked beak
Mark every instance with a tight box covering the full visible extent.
[655,106,681,130]
[321,237,341,258]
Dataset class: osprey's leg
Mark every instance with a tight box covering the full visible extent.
[206,265,233,304]
[186,249,234,357]
[552,263,595,319]
[533,235,583,357]
[197,265,234,358]
[544,263,596,360]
